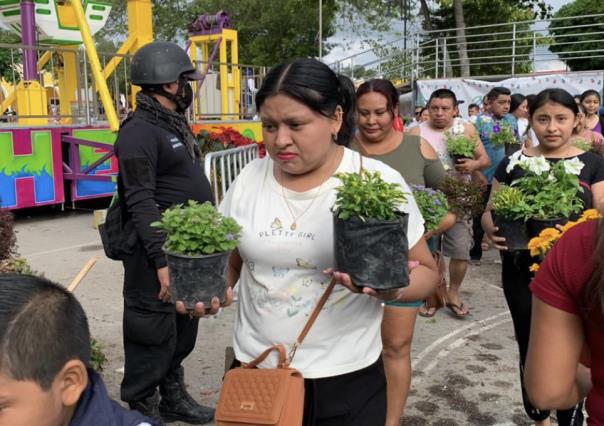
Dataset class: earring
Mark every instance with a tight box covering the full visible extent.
[332,133,338,142]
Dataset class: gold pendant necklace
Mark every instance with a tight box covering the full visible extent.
[280,169,324,231]
[278,146,341,231]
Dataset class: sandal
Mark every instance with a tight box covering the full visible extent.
[418,302,438,318]
[446,302,470,318]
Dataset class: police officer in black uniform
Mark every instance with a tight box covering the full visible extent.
[114,41,218,425]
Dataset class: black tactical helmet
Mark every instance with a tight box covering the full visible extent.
[130,41,203,86]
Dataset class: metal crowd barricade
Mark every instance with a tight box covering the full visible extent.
[204,144,259,203]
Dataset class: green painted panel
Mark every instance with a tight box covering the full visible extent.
[72,129,116,169]
[35,8,51,15]
[89,14,103,21]
[2,10,20,17]
[0,131,53,175]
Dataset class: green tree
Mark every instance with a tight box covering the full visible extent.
[423,0,552,77]
[98,0,340,65]
[549,0,604,71]
[0,30,22,83]
[97,0,193,42]
[98,0,404,66]
[188,0,338,65]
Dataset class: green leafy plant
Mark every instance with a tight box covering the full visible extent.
[411,185,449,232]
[492,185,533,221]
[151,201,241,255]
[573,137,592,152]
[489,122,517,148]
[439,174,484,218]
[333,170,408,221]
[446,134,475,158]
[90,337,107,372]
[506,153,584,219]
[0,257,34,274]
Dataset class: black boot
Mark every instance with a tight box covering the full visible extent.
[159,367,214,424]
[129,390,166,426]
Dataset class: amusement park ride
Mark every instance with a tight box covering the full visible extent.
[0,0,261,211]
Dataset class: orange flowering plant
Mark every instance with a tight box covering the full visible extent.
[528,209,601,272]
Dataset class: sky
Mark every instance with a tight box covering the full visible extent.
[323,0,569,71]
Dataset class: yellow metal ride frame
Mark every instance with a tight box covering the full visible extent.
[189,28,241,121]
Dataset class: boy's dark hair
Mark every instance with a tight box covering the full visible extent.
[486,86,511,102]
[256,58,356,146]
[468,103,479,111]
[356,79,400,118]
[0,274,91,390]
[428,88,458,106]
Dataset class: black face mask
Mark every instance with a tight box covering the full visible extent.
[156,77,193,114]
[175,80,193,113]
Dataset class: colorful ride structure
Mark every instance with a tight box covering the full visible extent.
[0,1,262,211]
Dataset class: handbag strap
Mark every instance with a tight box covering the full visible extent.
[286,278,336,365]
[246,344,288,368]
[243,278,337,369]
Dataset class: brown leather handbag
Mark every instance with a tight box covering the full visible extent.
[215,280,336,426]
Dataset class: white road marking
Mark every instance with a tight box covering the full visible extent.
[413,317,512,385]
[22,240,101,258]
[412,310,511,370]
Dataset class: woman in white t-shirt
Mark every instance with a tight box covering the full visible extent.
[191,59,437,425]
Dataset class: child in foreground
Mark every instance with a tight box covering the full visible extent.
[0,273,157,426]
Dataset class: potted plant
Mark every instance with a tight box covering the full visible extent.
[439,173,484,220]
[411,185,449,233]
[573,137,592,152]
[506,153,584,237]
[332,170,409,291]
[528,209,601,273]
[196,126,264,158]
[152,200,241,309]
[489,122,517,151]
[446,134,475,165]
[491,185,532,250]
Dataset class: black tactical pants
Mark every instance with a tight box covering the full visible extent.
[120,243,199,403]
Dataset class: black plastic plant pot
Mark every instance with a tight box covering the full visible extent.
[527,218,568,239]
[165,250,230,309]
[333,213,410,291]
[504,143,521,156]
[451,154,473,165]
[493,214,529,251]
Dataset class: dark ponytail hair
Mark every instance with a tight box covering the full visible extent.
[583,220,604,316]
[256,58,356,146]
[337,74,357,146]
[356,79,400,118]
[528,88,578,119]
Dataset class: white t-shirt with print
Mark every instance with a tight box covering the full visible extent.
[219,148,425,379]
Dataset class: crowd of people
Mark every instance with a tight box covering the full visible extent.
[2,40,604,426]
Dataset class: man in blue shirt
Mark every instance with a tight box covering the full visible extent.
[471,87,520,262]
[474,86,520,183]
